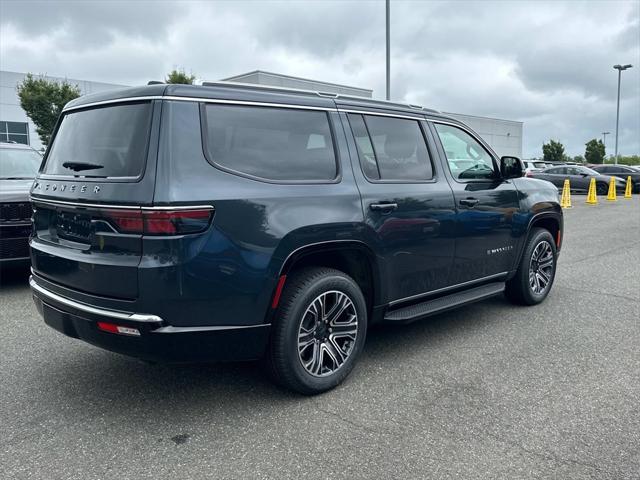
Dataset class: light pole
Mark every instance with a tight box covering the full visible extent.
[602,131,610,162]
[386,0,390,101]
[613,64,633,165]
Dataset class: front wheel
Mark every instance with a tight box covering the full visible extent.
[596,182,608,195]
[267,267,367,395]
[505,228,557,305]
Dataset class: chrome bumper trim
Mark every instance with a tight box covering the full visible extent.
[29,276,163,323]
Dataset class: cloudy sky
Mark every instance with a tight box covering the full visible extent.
[1,0,639,158]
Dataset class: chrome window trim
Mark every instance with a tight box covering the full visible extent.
[30,276,163,323]
[63,95,336,113]
[337,108,425,121]
[30,197,214,211]
[388,271,509,307]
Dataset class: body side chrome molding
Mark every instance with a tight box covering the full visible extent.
[30,276,163,323]
[388,271,509,307]
[30,197,214,211]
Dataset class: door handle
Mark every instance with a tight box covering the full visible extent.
[459,198,479,207]
[369,203,398,212]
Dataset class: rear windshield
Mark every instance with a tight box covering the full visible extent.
[0,147,42,179]
[43,102,152,178]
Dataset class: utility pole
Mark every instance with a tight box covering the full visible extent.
[613,64,633,165]
[602,131,610,162]
[386,0,390,101]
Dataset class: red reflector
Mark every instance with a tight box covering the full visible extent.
[97,322,140,336]
[271,275,287,309]
[556,230,562,248]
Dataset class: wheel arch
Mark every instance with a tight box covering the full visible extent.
[274,241,383,318]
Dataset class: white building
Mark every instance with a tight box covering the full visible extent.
[0,70,124,151]
[1,69,522,158]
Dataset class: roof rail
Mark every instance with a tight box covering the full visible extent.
[147,80,165,85]
[195,79,440,113]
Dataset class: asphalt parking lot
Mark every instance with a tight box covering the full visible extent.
[1,199,638,480]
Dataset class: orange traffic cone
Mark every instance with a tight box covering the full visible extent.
[606,176,617,201]
[586,178,598,205]
[560,179,572,208]
[624,176,633,199]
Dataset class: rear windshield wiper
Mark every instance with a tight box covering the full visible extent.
[62,161,105,172]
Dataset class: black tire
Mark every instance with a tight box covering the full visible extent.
[505,228,557,306]
[596,182,608,195]
[267,267,367,395]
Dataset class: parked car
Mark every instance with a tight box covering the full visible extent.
[523,160,547,174]
[29,83,563,394]
[529,165,626,194]
[0,142,41,264]
[590,164,640,193]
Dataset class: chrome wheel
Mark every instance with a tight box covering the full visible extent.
[528,240,554,295]
[297,290,358,377]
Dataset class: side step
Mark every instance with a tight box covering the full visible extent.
[384,282,506,323]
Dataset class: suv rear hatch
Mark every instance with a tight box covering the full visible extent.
[30,100,159,300]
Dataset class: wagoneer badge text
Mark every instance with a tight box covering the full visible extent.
[33,183,101,194]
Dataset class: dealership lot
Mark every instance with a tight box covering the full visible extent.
[1,199,638,479]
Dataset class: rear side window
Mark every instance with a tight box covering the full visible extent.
[43,102,152,178]
[348,113,433,181]
[203,105,337,182]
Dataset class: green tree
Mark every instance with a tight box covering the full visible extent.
[542,139,566,163]
[165,69,195,84]
[584,138,606,164]
[572,155,585,163]
[16,74,80,146]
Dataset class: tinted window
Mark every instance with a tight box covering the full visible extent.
[203,105,337,181]
[348,113,433,181]
[347,114,380,179]
[0,147,41,178]
[546,167,565,174]
[44,102,152,178]
[434,123,496,180]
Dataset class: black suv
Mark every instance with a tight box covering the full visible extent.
[29,83,562,394]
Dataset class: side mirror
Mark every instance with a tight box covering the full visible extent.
[500,156,523,179]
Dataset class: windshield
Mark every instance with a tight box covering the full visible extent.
[43,102,152,178]
[0,147,42,179]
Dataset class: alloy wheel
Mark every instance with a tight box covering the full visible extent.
[297,290,358,377]
[528,240,554,295]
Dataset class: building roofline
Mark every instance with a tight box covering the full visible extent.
[220,69,373,94]
[443,111,523,124]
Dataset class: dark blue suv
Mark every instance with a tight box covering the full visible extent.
[29,82,562,394]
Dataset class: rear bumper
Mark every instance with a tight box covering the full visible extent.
[30,276,270,363]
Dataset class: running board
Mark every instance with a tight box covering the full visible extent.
[384,282,506,323]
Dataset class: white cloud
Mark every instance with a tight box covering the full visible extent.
[1,0,638,157]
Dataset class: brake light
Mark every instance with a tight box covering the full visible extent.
[525,171,533,177]
[103,207,214,235]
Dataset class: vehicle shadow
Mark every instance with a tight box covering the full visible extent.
[30,295,509,427]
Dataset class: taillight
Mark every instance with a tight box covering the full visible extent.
[525,171,533,177]
[103,207,214,235]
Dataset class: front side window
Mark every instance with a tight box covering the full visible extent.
[348,113,433,181]
[44,102,152,178]
[434,123,497,181]
[203,105,337,182]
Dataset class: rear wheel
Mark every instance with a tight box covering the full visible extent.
[596,182,608,195]
[505,228,557,305]
[267,267,367,395]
